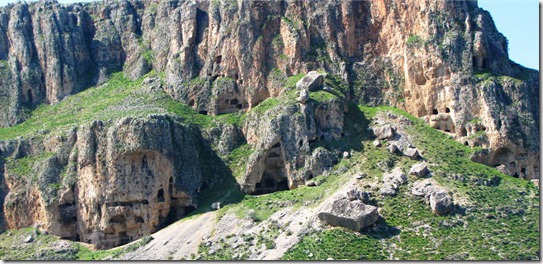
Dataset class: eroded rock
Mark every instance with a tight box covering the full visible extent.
[409,163,430,177]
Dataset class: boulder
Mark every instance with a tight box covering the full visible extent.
[343,151,350,159]
[355,173,366,180]
[296,71,324,92]
[24,235,34,243]
[297,89,310,104]
[211,202,221,210]
[409,163,430,177]
[412,179,453,215]
[318,198,378,231]
[387,143,399,154]
[373,140,381,147]
[306,181,318,187]
[404,147,420,159]
[429,192,453,216]
[373,125,395,140]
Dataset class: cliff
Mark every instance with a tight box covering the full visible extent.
[0,0,539,253]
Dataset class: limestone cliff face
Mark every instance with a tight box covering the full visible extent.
[0,116,211,248]
[0,0,538,180]
[241,96,345,194]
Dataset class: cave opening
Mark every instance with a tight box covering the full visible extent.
[160,205,196,229]
[230,98,238,105]
[464,141,469,146]
[482,58,489,69]
[27,90,33,104]
[490,147,512,167]
[460,127,467,137]
[199,110,208,115]
[237,104,243,109]
[188,99,195,107]
[253,143,289,195]
[215,55,222,64]
[157,188,165,203]
[445,107,450,113]
[119,232,129,245]
[432,109,438,115]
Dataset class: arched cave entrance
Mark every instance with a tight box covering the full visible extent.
[253,143,289,195]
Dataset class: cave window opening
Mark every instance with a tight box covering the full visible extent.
[230,99,238,105]
[157,188,165,203]
[513,173,519,178]
[460,127,468,137]
[444,129,451,133]
[445,107,450,113]
[188,99,195,107]
[237,104,243,109]
[214,55,222,64]
[27,90,33,104]
[224,99,230,105]
[234,73,239,80]
[135,216,144,223]
[298,140,303,148]
[199,110,208,115]
[432,109,438,115]
[308,173,314,180]
[109,215,125,224]
[521,167,526,175]
[482,126,487,131]
[482,58,489,69]
[472,56,478,68]
[464,141,469,146]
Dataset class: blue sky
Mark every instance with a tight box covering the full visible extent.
[0,0,539,70]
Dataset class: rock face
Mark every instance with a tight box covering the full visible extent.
[0,0,538,181]
[412,179,453,215]
[318,196,378,232]
[0,115,218,249]
[240,95,345,194]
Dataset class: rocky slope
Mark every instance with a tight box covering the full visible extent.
[0,0,539,258]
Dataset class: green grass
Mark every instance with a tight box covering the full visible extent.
[5,152,54,181]
[0,72,245,140]
[407,35,423,47]
[285,73,305,89]
[283,229,387,260]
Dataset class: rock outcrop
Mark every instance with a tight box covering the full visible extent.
[240,93,345,194]
[412,179,453,215]
[381,168,407,196]
[0,115,216,248]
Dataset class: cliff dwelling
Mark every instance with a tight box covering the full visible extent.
[83,151,195,248]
